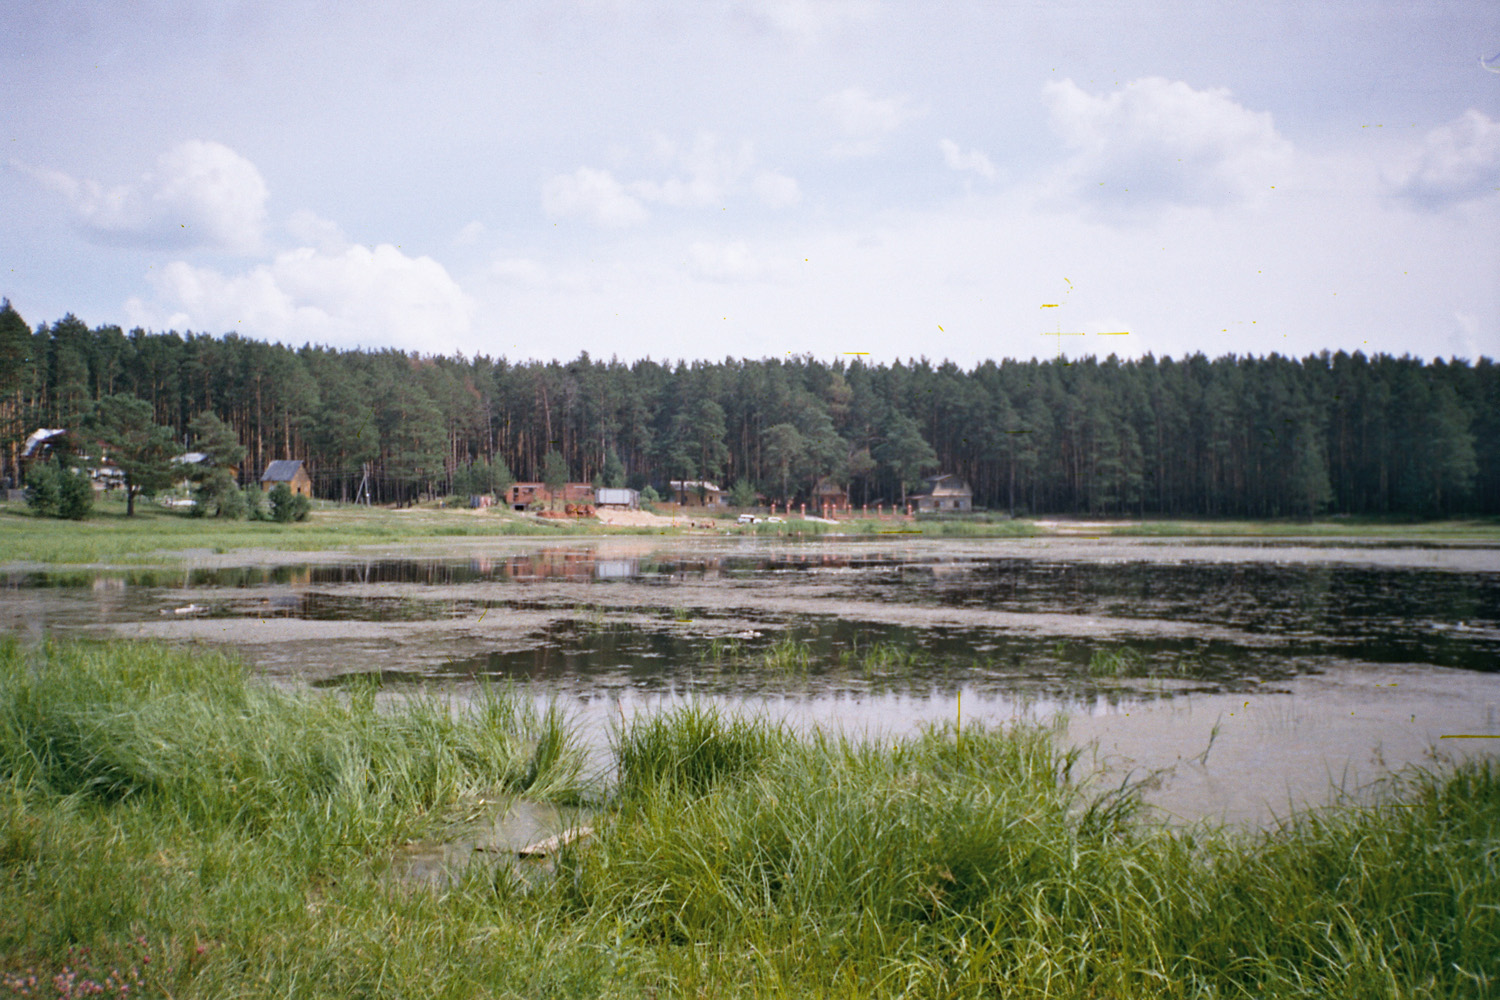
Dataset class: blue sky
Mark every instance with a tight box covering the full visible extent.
[3,0,1498,366]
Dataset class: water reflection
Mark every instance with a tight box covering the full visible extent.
[6,542,1500,687]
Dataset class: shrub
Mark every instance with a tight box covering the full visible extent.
[56,466,94,520]
[268,482,310,522]
[193,467,245,519]
[24,460,60,517]
[242,485,268,520]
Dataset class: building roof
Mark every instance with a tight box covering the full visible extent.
[260,459,306,482]
[174,452,211,465]
[669,480,721,492]
[22,428,68,458]
[919,473,973,496]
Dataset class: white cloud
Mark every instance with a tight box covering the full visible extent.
[1390,109,1500,208]
[1043,77,1291,216]
[125,242,474,353]
[821,86,923,157]
[544,133,800,225]
[633,133,755,208]
[541,167,649,227]
[14,140,268,253]
[285,210,347,253]
[940,139,996,180]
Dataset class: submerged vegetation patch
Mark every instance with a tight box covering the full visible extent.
[0,638,1496,998]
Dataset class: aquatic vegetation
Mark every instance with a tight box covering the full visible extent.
[1088,644,1148,677]
[759,634,811,673]
[1088,644,1202,679]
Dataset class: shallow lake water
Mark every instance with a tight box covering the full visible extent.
[5,535,1499,826]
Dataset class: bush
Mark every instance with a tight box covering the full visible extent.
[193,468,244,519]
[24,461,61,517]
[242,485,268,521]
[269,482,311,523]
[727,478,757,508]
[56,466,94,520]
[25,459,91,519]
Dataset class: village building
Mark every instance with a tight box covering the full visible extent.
[260,459,313,497]
[812,476,849,510]
[910,473,973,512]
[505,482,595,511]
[173,451,239,489]
[668,480,726,507]
[594,487,640,509]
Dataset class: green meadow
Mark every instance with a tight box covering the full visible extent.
[13,491,1500,568]
[1,637,1494,999]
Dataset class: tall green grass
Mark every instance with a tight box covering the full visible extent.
[553,704,1498,998]
[1,643,1495,998]
[0,639,585,830]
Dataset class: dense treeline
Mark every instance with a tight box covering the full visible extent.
[1,300,1495,516]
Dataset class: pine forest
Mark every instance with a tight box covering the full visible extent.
[1,301,1495,518]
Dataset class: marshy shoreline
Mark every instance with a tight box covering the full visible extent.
[3,526,1499,996]
[0,637,1495,999]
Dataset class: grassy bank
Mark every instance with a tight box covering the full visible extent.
[0,498,627,564]
[1,638,1495,998]
[7,494,1499,566]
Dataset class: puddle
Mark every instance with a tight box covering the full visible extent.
[392,797,591,889]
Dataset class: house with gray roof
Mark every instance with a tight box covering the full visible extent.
[260,459,312,497]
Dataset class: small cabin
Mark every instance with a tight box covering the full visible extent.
[812,476,849,509]
[260,459,313,497]
[669,480,726,507]
[506,482,595,511]
[910,473,973,512]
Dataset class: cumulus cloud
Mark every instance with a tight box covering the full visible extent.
[14,140,268,253]
[1390,109,1500,208]
[285,210,348,253]
[821,86,923,157]
[1043,77,1291,215]
[542,167,649,227]
[125,242,474,352]
[542,133,800,226]
[940,139,997,180]
[634,133,756,208]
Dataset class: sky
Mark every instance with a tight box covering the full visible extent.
[3,0,1499,368]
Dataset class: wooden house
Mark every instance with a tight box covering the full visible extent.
[260,459,313,497]
[813,476,849,509]
[910,474,973,512]
[669,480,726,507]
[505,482,595,511]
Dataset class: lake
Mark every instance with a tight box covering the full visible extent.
[5,535,1499,825]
